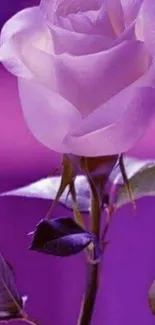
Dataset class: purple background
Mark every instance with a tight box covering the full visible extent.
[1,1,155,324]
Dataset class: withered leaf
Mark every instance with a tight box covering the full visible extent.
[0,253,26,320]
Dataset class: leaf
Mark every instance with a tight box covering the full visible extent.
[109,157,155,209]
[109,156,154,184]
[148,280,155,314]
[1,176,91,212]
[29,217,98,257]
[0,253,26,320]
[0,155,118,215]
[2,157,155,212]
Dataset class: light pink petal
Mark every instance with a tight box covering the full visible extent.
[121,0,143,26]
[18,78,82,153]
[0,7,59,88]
[19,44,57,89]
[53,40,150,116]
[0,7,52,79]
[136,0,155,57]
[64,86,155,157]
[106,0,125,36]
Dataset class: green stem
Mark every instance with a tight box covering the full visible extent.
[77,264,99,325]
[77,175,101,325]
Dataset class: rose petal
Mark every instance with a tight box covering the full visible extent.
[67,5,115,38]
[136,0,155,57]
[20,43,57,88]
[128,117,155,159]
[106,0,125,36]
[53,40,150,116]
[18,78,82,153]
[0,7,61,88]
[121,0,143,26]
[50,24,112,55]
[40,0,114,55]
[114,21,136,45]
[68,12,95,34]
[57,16,74,31]
[63,86,155,156]
[0,7,52,80]
[40,0,102,20]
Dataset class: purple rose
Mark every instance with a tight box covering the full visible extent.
[1,0,155,157]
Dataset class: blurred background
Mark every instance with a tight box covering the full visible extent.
[1,1,155,325]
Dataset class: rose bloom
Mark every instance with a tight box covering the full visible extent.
[0,0,155,157]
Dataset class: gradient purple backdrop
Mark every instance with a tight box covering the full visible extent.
[1,1,155,324]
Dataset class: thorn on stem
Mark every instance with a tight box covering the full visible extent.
[119,154,136,213]
[44,155,74,219]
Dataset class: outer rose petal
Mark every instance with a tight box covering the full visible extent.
[0,7,53,82]
[136,0,155,57]
[18,78,82,153]
[53,40,150,116]
[128,117,155,159]
[128,64,155,158]
[63,86,155,157]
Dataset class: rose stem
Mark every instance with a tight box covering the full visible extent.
[77,264,99,325]
[77,176,101,325]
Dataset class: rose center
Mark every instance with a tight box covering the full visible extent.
[57,0,102,17]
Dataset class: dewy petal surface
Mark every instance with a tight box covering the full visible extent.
[0,7,53,81]
[18,78,82,153]
[64,86,155,156]
[53,40,150,116]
